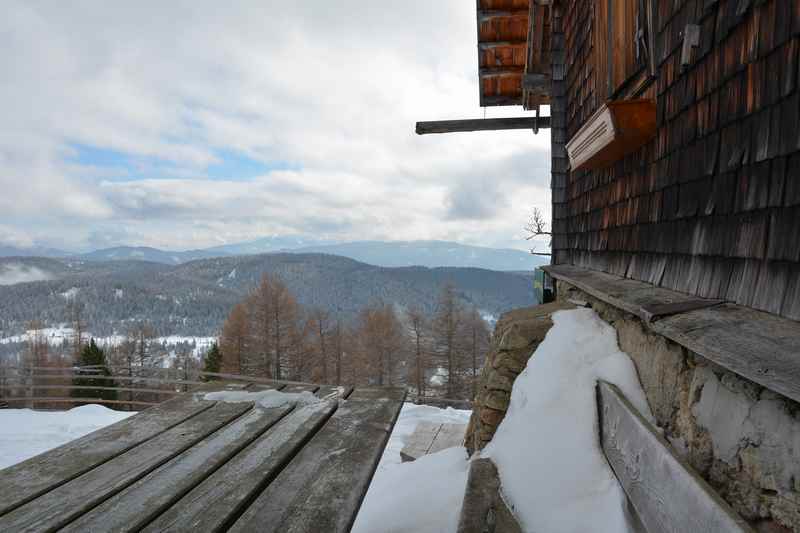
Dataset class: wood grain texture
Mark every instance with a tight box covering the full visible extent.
[0,394,215,517]
[652,304,800,404]
[543,264,725,321]
[597,381,753,533]
[314,385,353,400]
[142,400,338,533]
[60,404,294,533]
[0,401,252,532]
[0,403,252,531]
[348,386,407,401]
[228,397,404,533]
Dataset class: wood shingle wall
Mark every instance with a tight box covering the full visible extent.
[552,0,800,321]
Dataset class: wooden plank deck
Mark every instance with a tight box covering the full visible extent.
[597,381,753,533]
[0,381,404,533]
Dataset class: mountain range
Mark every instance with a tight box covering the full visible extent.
[0,253,537,338]
[0,238,547,272]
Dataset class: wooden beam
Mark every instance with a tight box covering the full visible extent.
[478,41,527,49]
[477,9,528,21]
[598,381,753,533]
[416,116,551,135]
[479,66,524,76]
[481,94,525,106]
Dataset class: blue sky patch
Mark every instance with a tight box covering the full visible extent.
[66,143,299,181]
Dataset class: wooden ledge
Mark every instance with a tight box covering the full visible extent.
[542,264,724,323]
[544,264,800,404]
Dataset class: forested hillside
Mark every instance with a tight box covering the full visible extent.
[0,254,535,337]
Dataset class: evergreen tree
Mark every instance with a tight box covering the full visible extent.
[72,339,117,402]
[203,342,222,380]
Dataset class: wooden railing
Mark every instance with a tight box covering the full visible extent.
[0,365,473,411]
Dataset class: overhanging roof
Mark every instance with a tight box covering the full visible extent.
[477,0,551,109]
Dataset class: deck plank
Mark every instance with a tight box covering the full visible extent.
[280,383,320,393]
[315,385,353,400]
[142,400,337,533]
[228,397,403,533]
[598,381,753,533]
[0,394,215,517]
[348,386,407,401]
[399,421,442,462]
[60,403,294,533]
[0,401,251,532]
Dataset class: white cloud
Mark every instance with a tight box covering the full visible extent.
[0,1,551,252]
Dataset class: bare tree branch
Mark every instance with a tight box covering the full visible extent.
[524,207,552,238]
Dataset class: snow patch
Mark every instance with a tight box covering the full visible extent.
[0,405,135,470]
[353,403,472,533]
[60,287,80,299]
[353,447,469,533]
[0,264,54,285]
[483,308,652,533]
[202,389,319,409]
[429,367,448,386]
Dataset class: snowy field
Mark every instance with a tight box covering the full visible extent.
[0,405,135,470]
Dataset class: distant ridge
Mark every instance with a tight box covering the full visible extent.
[0,253,536,337]
[0,238,547,272]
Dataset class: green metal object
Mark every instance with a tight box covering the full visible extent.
[533,268,554,304]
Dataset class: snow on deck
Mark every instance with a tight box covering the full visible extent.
[0,405,136,470]
[353,403,472,533]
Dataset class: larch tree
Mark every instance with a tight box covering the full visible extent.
[356,303,405,387]
[432,284,462,398]
[463,307,491,398]
[251,273,301,380]
[66,297,87,363]
[220,302,250,375]
[308,308,330,383]
[407,306,429,398]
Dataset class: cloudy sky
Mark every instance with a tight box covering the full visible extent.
[1,1,551,253]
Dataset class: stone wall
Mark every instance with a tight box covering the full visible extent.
[557,280,800,532]
[464,301,574,455]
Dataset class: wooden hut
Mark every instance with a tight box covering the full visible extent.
[420,1,800,529]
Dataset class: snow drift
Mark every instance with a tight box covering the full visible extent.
[484,308,652,533]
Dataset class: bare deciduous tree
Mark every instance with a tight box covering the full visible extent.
[524,207,552,257]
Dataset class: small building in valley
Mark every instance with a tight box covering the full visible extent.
[420,1,800,530]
